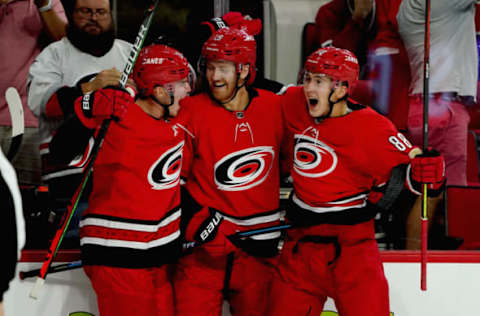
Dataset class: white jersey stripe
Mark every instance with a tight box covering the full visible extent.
[292,193,366,213]
[323,193,368,205]
[80,230,180,249]
[79,209,181,232]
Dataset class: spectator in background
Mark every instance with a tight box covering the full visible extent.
[314,0,375,75]
[468,4,480,130]
[27,0,131,242]
[397,0,477,249]
[368,0,410,132]
[0,0,67,185]
[0,146,25,316]
[313,0,410,131]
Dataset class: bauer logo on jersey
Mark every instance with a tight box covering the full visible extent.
[214,146,275,191]
[294,134,337,178]
[82,93,91,110]
[147,141,184,190]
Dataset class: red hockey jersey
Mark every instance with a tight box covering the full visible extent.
[179,89,284,227]
[282,86,413,224]
[80,103,183,268]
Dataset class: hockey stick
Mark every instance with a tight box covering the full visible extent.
[22,225,293,276]
[21,224,293,277]
[20,261,82,280]
[23,224,293,280]
[421,0,431,292]
[29,0,160,299]
[23,224,293,277]
[5,87,25,161]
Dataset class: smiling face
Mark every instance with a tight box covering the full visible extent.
[205,59,250,105]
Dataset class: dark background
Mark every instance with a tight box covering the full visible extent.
[61,0,265,77]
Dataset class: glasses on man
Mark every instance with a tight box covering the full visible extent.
[75,7,110,19]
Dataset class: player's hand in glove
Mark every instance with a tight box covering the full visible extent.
[75,86,132,129]
[411,148,446,192]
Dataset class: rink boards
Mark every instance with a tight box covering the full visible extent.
[4,250,480,316]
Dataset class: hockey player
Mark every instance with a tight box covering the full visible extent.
[266,47,446,316]
[49,44,191,316]
[174,27,285,316]
[27,0,132,242]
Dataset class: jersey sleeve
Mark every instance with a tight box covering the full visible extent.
[371,0,401,50]
[49,110,95,165]
[366,114,413,183]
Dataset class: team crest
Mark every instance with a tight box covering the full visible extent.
[214,146,274,191]
[147,141,184,190]
[294,134,337,178]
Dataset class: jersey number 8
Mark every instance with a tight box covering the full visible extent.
[388,133,412,152]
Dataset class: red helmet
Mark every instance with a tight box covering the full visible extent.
[304,47,359,87]
[133,44,189,97]
[201,27,257,85]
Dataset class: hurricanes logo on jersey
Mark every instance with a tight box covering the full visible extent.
[294,134,337,177]
[214,146,275,191]
[148,141,184,190]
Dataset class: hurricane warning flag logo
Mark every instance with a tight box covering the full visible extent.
[148,141,184,190]
[214,146,275,191]
[294,134,337,178]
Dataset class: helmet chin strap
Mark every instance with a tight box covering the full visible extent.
[314,86,348,123]
[151,85,175,120]
[209,65,248,106]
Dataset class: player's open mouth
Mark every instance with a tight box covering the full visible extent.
[308,98,318,106]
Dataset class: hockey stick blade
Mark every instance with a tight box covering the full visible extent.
[5,87,24,161]
[5,87,24,137]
